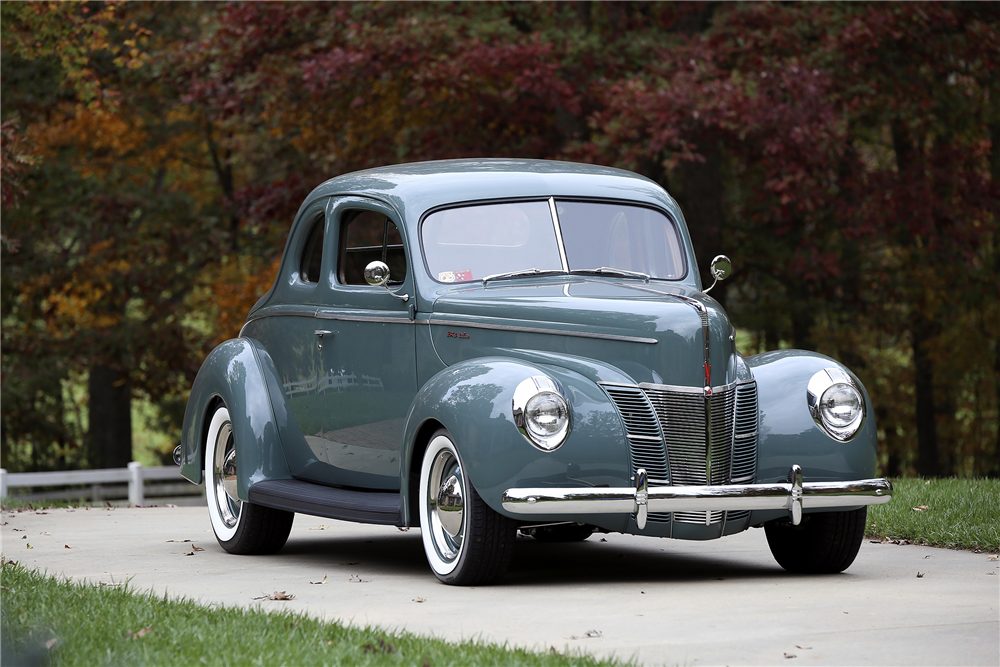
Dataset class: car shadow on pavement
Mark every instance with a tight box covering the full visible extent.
[277,530,782,584]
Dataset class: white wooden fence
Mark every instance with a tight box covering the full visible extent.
[0,463,199,507]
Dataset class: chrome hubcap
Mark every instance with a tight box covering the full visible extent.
[213,422,241,528]
[428,449,465,562]
[436,473,465,538]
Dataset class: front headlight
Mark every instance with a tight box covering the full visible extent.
[513,376,570,451]
[807,368,866,441]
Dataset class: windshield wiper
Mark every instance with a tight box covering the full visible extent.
[570,267,650,282]
[481,268,567,285]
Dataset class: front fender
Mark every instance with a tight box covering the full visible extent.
[747,349,877,485]
[400,357,631,528]
[180,338,292,500]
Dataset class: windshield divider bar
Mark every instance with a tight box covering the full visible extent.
[548,197,570,272]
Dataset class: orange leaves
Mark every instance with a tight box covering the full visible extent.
[201,256,281,345]
[28,106,149,179]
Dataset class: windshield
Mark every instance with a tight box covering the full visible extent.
[421,199,686,283]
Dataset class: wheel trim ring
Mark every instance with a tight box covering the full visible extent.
[428,449,465,564]
[213,422,241,528]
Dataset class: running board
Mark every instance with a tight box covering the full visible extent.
[248,479,402,526]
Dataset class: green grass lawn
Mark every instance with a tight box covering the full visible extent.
[866,477,1000,552]
[0,559,627,667]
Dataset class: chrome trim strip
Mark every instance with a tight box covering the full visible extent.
[243,308,413,327]
[315,311,412,324]
[602,379,749,394]
[501,467,892,520]
[429,319,658,344]
[549,196,570,272]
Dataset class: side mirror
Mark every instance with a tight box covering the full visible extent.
[364,260,390,287]
[704,255,732,294]
[364,260,409,302]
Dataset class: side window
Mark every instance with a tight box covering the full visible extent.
[339,210,407,285]
[300,216,324,283]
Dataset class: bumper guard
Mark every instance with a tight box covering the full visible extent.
[501,465,892,529]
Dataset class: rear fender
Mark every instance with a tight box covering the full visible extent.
[180,338,292,499]
[399,357,631,528]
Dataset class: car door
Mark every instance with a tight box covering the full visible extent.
[295,196,417,490]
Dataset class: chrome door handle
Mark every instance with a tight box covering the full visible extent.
[314,330,334,350]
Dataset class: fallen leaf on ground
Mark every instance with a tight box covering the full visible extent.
[349,574,370,583]
[64,545,72,549]
[191,545,204,551]
[12,528,24,532]
[570,629,602,639]
[166,539,193,543]
[916,572,925,578]
[26,543,32,549]
[987,555,998,561]
[21,535,26,539]
[34,512,47,515]
[253,591,295,601]
[40,531,52,535]
[310,576,328,585]
[45,637,58,649]
[127,625,154,639]
[100,582,123,587]
[987,571,997,576]
[309,525,331,531]
[911,505,929,512]
[795,645,812,650]
[784,653,796,659]
[397,527,410,532]
[412,597,426,603]
[599,538,607,542]
[923,555,931,559]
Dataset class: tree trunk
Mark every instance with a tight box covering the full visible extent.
[86,364,132,469]
[912,314,940,477]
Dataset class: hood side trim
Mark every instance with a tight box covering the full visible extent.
[428,318,657,344]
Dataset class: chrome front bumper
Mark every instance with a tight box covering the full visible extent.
[501,465,892,529]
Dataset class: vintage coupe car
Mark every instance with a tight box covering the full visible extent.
[179,159,892,585]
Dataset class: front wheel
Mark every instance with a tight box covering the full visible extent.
[205,406,293,554]
[765,507,867,574]
[418,429,516,585]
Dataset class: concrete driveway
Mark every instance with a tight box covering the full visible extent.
[3,506,997,665]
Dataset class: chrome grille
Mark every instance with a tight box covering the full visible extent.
[603,380,759,528]
[603,386,670,487]
[731,383,759,484]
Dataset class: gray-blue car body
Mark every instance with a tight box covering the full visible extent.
[179,159,891,584]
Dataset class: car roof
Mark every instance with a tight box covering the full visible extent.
[299,158,682,227]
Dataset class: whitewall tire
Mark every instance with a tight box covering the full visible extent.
[418,429,516,585]
[204,404,294,554]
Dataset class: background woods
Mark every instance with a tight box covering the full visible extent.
[2,2,997,477]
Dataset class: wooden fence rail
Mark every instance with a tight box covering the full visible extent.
[0,463,198,506]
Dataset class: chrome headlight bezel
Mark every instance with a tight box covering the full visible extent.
[807,368,866,441]
[512,376,571,451]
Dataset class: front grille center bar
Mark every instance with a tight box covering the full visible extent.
[502,465,892,530]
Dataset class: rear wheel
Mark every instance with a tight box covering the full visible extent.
[765,507,867,574]
[205,406,293,554]
[418,429,516,585]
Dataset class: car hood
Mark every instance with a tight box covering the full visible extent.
[426,277,739,388]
